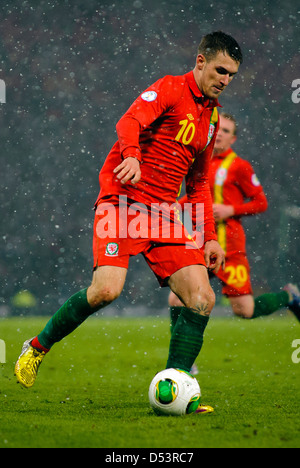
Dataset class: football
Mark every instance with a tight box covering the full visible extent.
[148,368,201,416]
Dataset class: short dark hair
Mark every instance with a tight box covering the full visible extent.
[220,112,238,135]
[198,31,243,65]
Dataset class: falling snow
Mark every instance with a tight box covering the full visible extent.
[0,0,299,315]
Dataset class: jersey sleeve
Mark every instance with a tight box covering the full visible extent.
[233,160,268,216]
[115,76,182,162]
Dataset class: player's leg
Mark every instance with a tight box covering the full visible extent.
[168,290,200,375]
[229,291,291,319]
[166,264,215,372]
[229,294,254,318]
[168,290,184,334]
[15,198,135,388]
[147,239,215,413]
[171,280,295,321]
[35,265,127,350]
[15,266,127,388]
[218,252,299,320]
[168,290,183,307]
[143,233,214,373]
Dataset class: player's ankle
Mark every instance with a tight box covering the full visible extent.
[31,336,50,353]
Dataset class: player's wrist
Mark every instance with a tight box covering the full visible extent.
[204,232,218,244]
[229,205,235,217]
[122,147,142,162]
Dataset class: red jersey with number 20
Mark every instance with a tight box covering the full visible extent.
[209,148,268,255]
[96,71,220,243]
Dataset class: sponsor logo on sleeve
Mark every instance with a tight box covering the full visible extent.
[141,91,157,102]
[251,174,261,187]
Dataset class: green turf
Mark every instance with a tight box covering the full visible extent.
[0,315,299,448]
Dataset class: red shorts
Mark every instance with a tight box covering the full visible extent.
[214,252,253,297]
[93,198,206,286]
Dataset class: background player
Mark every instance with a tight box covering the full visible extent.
[169,113,300,327]
[15,32,243,396]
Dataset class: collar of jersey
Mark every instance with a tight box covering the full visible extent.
[213,148,234,159]
[185,70,221,108]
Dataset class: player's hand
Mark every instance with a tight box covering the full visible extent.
[213,204,234,221]
[113,157,141,185]
[204,239,225,273]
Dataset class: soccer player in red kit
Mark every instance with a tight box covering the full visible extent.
[169,113,300,326]
[15,32,242,398]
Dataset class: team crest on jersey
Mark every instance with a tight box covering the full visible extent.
[105,242,119,256]
[206,123,215,146]
[215,167,228,186]
[141,91,157,102]
[251,174,261,187]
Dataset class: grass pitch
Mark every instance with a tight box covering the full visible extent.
[0,315,299,448]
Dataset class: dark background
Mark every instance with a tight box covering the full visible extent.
[0,0,299,316]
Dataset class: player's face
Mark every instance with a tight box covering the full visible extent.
[214,116,237,152]
[196,51,240,99]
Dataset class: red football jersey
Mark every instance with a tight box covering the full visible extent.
[96,71,220,243]
[209,148,268,254]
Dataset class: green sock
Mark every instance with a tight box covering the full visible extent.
[252,291,289,319]
[38,288,93,349]
[170,306,183,334]
[166,307,209,372]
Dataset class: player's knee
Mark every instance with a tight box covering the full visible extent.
[185,286,216,315]
[232,307,253,319]
[87,284,122,309]
[230,296,255,319]
[168,291,183,307]
[202,288,216,314]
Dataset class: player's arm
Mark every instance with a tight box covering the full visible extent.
[114,76,178,184]
[213,161,268,221]
[232,192,268,216]
[213,192,268,221]
[232,161,268,217]
[213,203,235,221]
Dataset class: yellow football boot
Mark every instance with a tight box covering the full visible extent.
[196,404,214,414]
[15,338,46,388]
